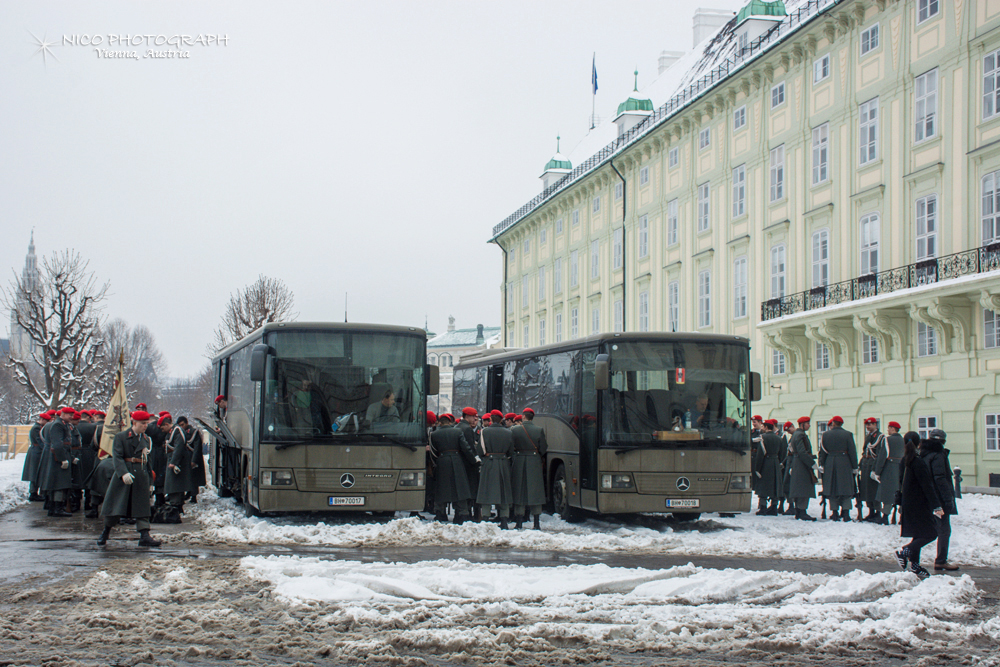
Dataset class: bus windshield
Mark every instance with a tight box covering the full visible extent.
[604,340,749,450]
[261,330,426,444]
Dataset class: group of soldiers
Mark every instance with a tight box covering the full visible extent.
[20,402,207,546]
[750,414,903,523]
[425,406,547,530]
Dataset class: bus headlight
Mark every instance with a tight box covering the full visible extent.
[267,470,294,486]
[398,471,424,487]
[601,474,633,489]
[729,475,749,490]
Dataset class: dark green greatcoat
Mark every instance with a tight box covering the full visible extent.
[457,420,480,500]
[21,422,44,483]
[147,423,168,494]
[818,425,859,498]
[510,422,547,507]
[76,422,100,488]
[430,424,478,504]
[187,426,206,488]
[788,428,817,499]
[34,421,55,491]
[164,427,198,495]
[99,429,153,519]
[476,424,513,506]
[779,432,793,499]
[874,432,904,505]
[42,420,75,492]
[88,456,116,497]
[755,431,783,499]
[859,430,882,505]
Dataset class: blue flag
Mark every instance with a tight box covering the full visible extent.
[592,53,598,94]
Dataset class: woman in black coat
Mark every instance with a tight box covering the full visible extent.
[920,429,959,571]
[894,431,943,579]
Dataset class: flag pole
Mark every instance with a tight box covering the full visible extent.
[591,52,597,130]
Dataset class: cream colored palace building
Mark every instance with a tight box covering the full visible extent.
[491,0,1000,487]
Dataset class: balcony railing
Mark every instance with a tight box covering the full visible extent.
[761,244,1000,321]
[491,0,842,240]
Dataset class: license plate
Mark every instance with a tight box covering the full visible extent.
[329,496,365,506]
[665,499,700,508]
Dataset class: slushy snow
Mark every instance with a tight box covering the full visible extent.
[241,556,998,654]
[185,487,1000,566]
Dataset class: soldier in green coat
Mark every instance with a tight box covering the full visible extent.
[510,408,547,530]
[755,420,783,515]
[818,416,859,521]
[476,410,514,529]
[860,418,883,522]
[43,408,77,517]
[874,421,904,524]
[97,410,162,547]
[430,414,480,523]
[165,417,198,516]
[788,416,817,521]
[21,412,50,501]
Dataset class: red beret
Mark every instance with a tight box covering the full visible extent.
[522,407,535,415]
[783,421,794,429]
[94,411,106,418]
[490,409,504,419]
[215,395,226,404]
[157,415,172,426]
[766,419,778,426]
[135,403,147,410]
[753,415,763,422]
[504,413,517,420]
[39,412,51,421]
[71,411,82,419]
[131,410,152,422]
[797,416,811,424]
[864,417,877,425]
[830,416,843,424]
[426,411,437,425]
[888,421,901,429]
[514,415,523,422]
[60,407,75,415]
[158,411,170,417]
[439,413,454,422]
[461,407,477,417]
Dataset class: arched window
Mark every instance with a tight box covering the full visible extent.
[428,354,438,365]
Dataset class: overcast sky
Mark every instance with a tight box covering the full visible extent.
[1,0,743,379]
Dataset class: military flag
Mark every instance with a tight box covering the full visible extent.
[98,352,131,458]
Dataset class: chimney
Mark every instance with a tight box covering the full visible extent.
[692,7,733,47]
[447,315,456,332]
[476,324,485,345]
[658,50,685,75]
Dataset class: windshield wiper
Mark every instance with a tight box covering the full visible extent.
[356,433,418,452]
[274,440,308,451]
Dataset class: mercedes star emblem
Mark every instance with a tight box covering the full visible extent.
[340,473,355,488]
[675,476,691,491]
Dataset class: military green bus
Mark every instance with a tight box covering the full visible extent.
[453,332,760,520]
[210,322,438,516]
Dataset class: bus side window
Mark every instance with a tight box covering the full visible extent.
[580,350,597,490]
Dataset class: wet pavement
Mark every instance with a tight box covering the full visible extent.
[2,500,996,598]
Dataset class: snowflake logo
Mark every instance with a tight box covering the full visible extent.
[29,31,59,66]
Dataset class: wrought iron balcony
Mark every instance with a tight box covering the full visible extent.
[761,244,1000,321]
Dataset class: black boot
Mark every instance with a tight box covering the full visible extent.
[85,508,99,518]
[795,509,816,522]
[533,515,541,530]
[138,529,162,547]
[514,519,523,529]
[97,527,111,546]
[499,518,509,530]
[48,507,71,517]
[840,508,851,522]
[434,513,448,523]
[775,500,785,514]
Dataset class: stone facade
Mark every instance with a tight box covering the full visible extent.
[491,0,1000,486]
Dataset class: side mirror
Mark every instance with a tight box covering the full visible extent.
[249,344,272,382]
[594,354,610,391]
[427,364,440,396]
[750,372,762,402]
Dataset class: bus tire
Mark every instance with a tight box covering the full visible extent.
[552,464,582,523]
[671,512,701,522]
[241,470,260,518]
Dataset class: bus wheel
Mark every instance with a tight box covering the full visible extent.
[241,475,260,518]
[552,464,581,523]
[671,512,701,522]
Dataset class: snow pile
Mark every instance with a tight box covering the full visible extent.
[0,454,29,514]
[242,556,995,654]
[185,488,1000,566]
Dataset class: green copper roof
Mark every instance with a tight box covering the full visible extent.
[736,0,787,25]
[543,136,572,172]
[616,69,653,117]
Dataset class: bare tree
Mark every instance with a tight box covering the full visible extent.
[209,275,296,354]
[2,250,108,409]
[90,318,166,407]
[0,363,42,424]
[160,363,214,420]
